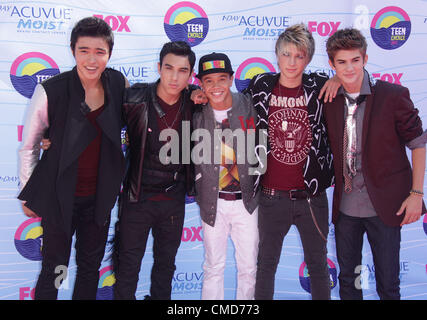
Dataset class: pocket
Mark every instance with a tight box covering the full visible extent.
[259,192,280,208]
[309,192,328,209]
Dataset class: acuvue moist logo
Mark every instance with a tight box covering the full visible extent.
[221,14,290,41]
[14,218,43,261]
[234,57,276,92]
[1,4,72,34]
[164,1,209,47]
[10,52,60,98]
[370,6,411,50]
[173,271,203,294]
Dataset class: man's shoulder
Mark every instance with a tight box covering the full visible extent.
[104,67,126,82]
[124,82,153,104]
[374,79,407,95]
[128,82,151,91]
[231,91,253,108]
[251,72,277,85]
[304,70,329,80]
[303,71,329,89]
[192,104,204,116]
[191,104,205,130]
[41,69,72,89]
[245,72,278,98]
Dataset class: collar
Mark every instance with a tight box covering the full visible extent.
[71,66,110,115]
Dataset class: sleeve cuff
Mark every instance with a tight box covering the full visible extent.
[406,130,427,150]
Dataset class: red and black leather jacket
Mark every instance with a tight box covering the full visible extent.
[122,80,197,202]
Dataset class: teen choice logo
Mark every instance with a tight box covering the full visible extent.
[164,1,209,47]
[189,71,200,86]
[96,266,116,300]
[14,218,43,261]
[234,57,276,92]
[185,194,196,204]
[299,258,337,294]
[370,6,411,50]
[10,52,60,98]
[423,214,427,237]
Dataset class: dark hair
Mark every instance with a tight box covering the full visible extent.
[159,41,196,71]
[70,17,114,58]
[326,28,367,63]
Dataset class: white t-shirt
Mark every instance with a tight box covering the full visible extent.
[212,107,231,123]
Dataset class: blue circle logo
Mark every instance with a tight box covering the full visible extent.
[10,52,60,98]
[14,218,43,261]
[299,258,337,293]
[164,2,209,47]
[370,6,411,50]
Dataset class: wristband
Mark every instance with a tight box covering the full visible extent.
[410,189,424,196]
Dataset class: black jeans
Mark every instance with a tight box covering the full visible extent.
[35,195,110,300]
[255,191,330,300]
[335,213,401,300]
[114,191,185,300]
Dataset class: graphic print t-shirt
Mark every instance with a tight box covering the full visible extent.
[213,108,241,194]
[261,82,312,190]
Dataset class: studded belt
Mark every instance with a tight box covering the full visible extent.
[261,186,309,200]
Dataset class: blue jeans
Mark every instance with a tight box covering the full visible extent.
[335,213,401,300]
[255,191,330,300]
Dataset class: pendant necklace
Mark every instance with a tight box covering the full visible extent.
[278,81,303,130]
[160,98,183,129]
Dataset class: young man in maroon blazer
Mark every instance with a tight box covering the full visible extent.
[324,28,426,300]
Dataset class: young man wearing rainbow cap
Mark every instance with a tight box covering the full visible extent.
[193,52,262,300]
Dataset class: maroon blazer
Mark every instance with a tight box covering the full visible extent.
[325,80,425,227]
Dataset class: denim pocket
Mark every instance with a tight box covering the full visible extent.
[309,192,328,209]
[259,192,280,207]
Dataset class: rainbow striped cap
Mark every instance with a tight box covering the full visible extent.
[197,52,234,79]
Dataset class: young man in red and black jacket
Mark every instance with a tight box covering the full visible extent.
[113,41,197,300]
[245,23,339,300]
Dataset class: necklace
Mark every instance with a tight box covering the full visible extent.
[159,98,183,129]
[278,81,303,100]
[159,99,183,163]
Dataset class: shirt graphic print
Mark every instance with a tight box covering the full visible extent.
[269,85,311,165]
[261,83,312,190]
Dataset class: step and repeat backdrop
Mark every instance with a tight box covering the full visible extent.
[0,0,426,300]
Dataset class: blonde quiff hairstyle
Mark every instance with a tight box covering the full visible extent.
[275,23,315,63]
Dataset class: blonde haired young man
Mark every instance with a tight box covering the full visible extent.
[246,23,339,300]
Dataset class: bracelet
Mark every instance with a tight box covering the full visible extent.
[410,189,424,197]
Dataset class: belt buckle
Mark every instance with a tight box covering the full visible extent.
[289,189,298,200]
